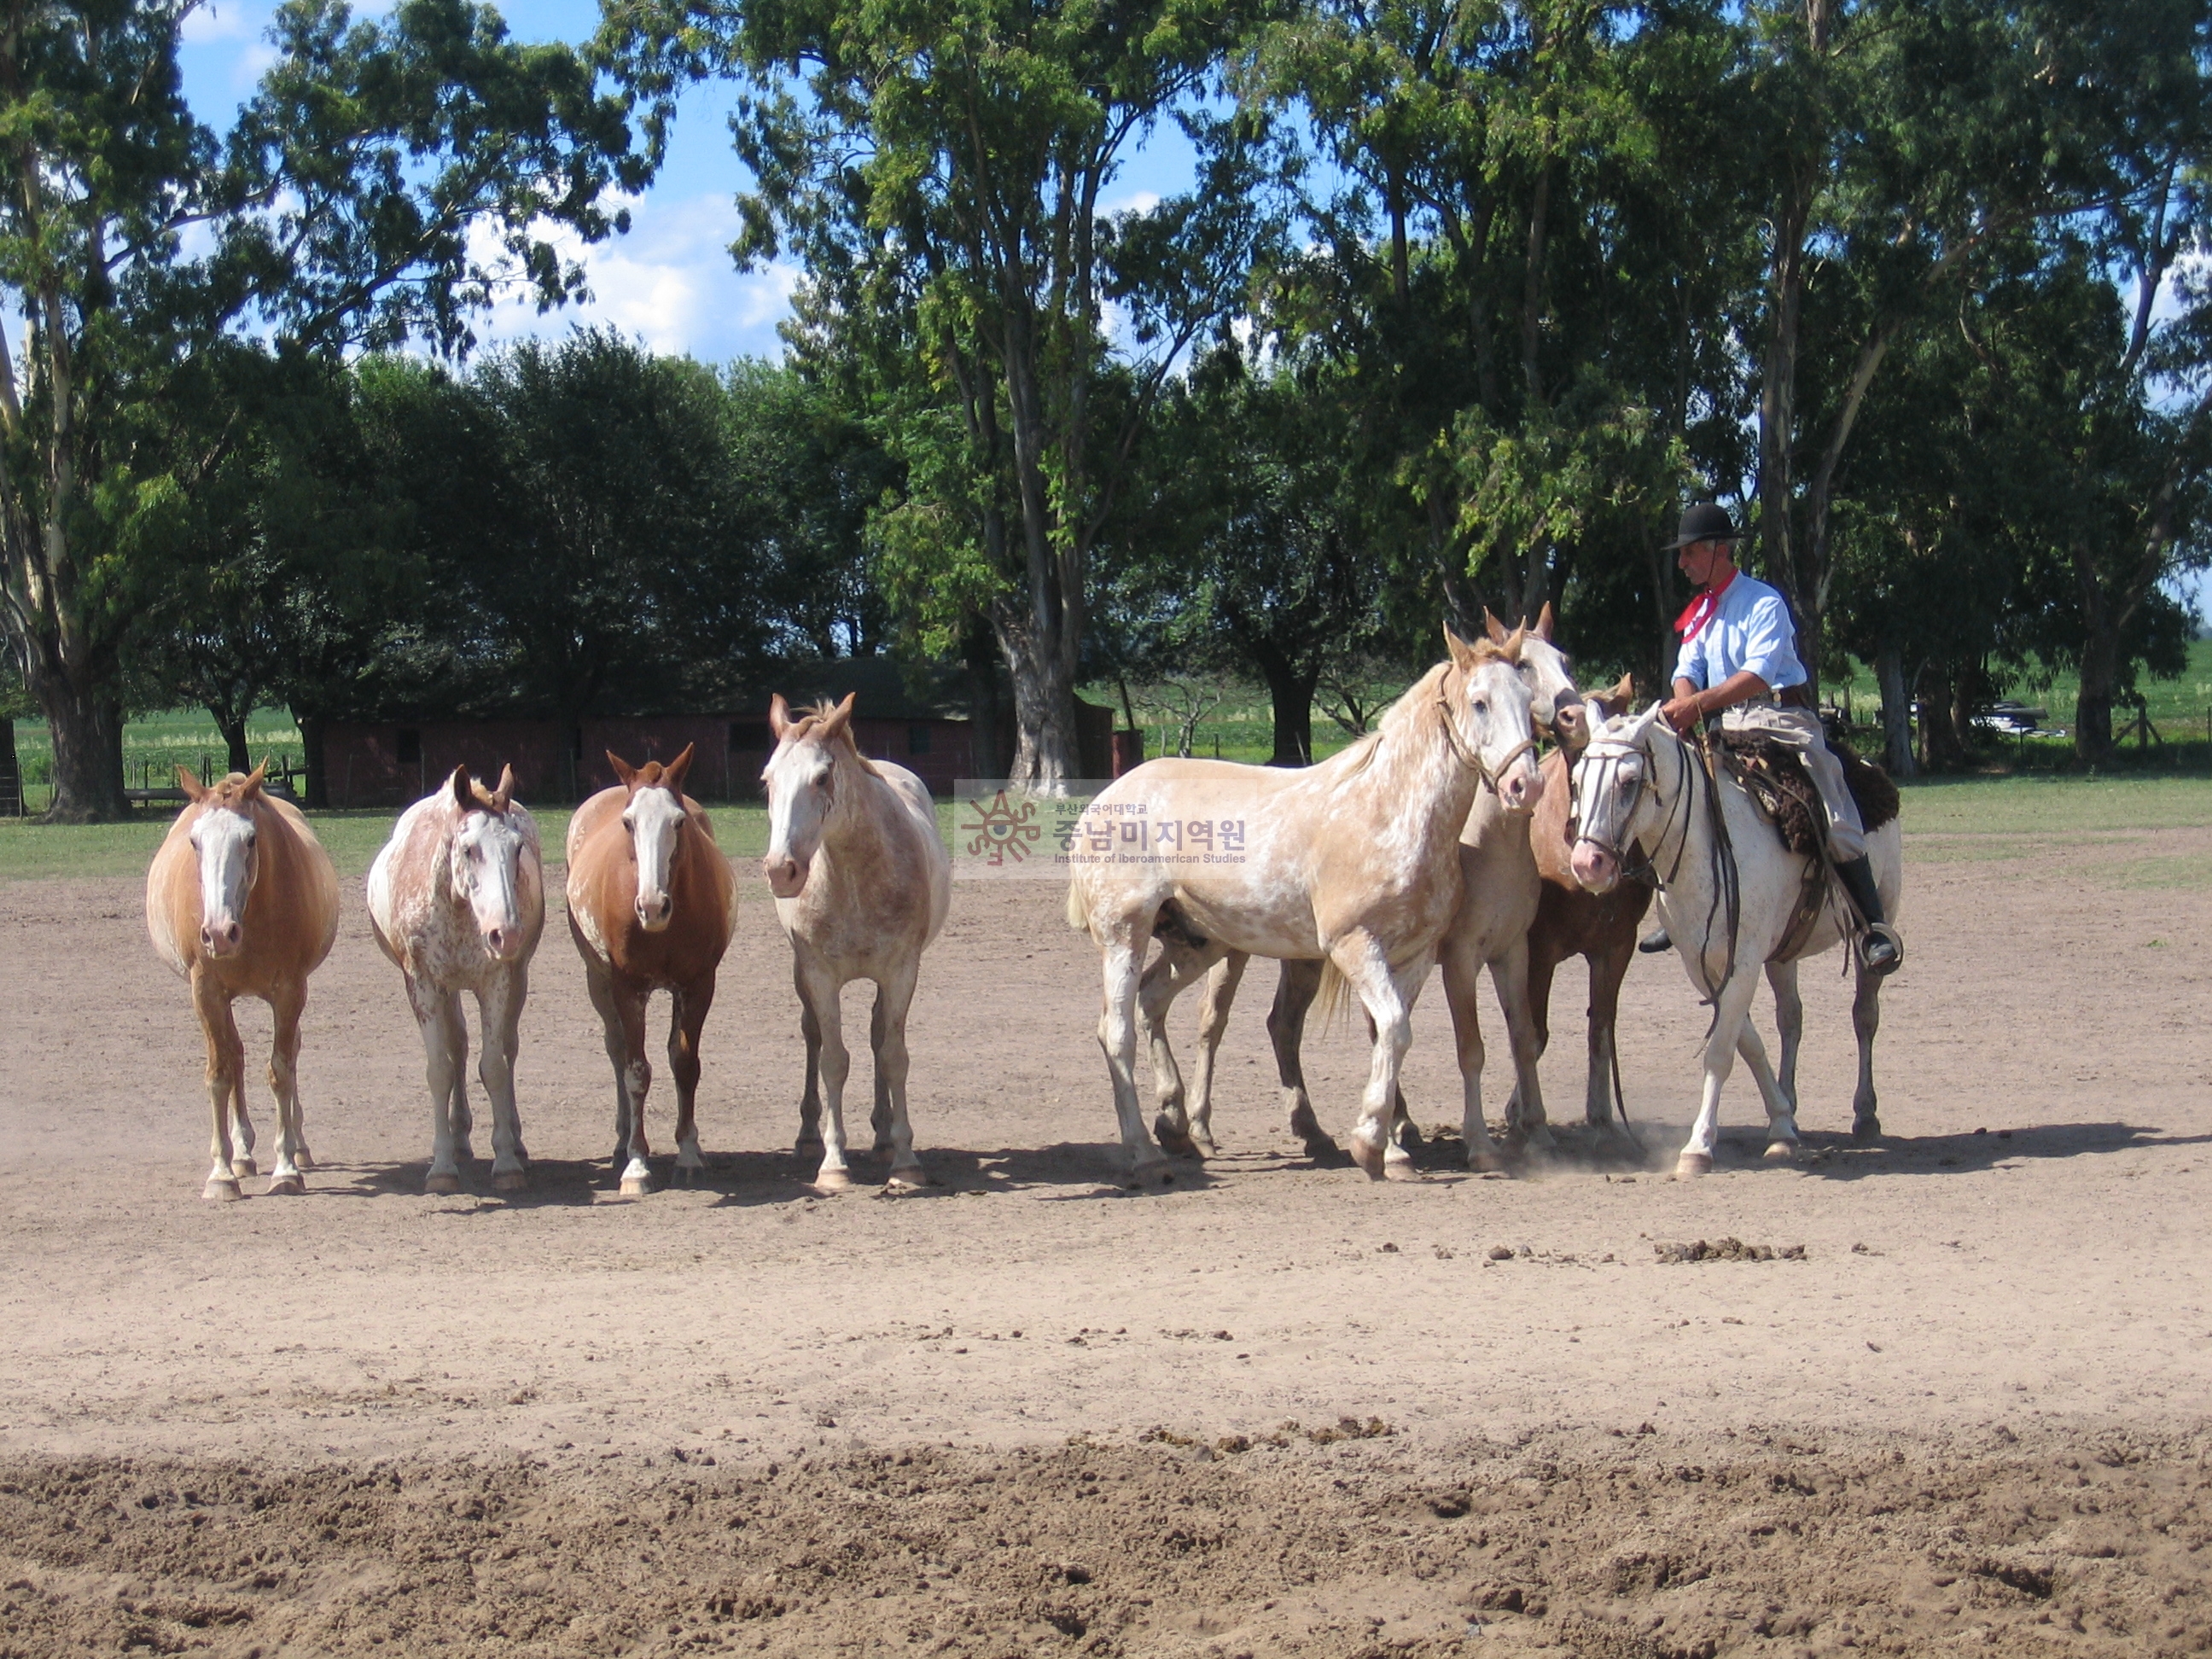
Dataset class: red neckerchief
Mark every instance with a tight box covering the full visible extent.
[1674,565,1739,640]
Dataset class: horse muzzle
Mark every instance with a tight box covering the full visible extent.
[199,917,244,958]
[764,854,808,899]
[480,923,526,963]
[633,892,675,931]
[1498,760,1545,814]
[1569,840,1620,894]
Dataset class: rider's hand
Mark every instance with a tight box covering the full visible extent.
[1661,693,1703,734]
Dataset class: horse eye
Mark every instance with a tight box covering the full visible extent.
[1472,699,1488,716]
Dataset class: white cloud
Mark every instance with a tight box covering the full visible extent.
[180,2,257,44]
[1103,189,1162,217]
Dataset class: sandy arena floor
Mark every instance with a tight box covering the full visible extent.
[2,823,2210,1656]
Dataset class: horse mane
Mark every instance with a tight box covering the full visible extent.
[791,701,882,777]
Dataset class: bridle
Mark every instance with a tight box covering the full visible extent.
[1569,730,1695,893]
[1434,685,1539,794]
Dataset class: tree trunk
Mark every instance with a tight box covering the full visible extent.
[1921,663,1968,771]
[32,665,125,822]
[994,597,1080,789]
[2074,626,2119,767]
[297,713,330,809]
[1263,662,1318,767]
[1875,642,1917,779]
[963,620,1015,778]
[216,712,250,777]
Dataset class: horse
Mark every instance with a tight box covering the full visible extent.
[761,693,952,1191]
[1565,703,1903,1174]
[367,765,545,1195]
[1138,607,1589,1171]
[145,762,341,1200]
[1067,626,1544,1184]
[566,745,736,1196]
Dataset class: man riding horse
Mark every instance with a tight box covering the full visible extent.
[1639,502,1903,975]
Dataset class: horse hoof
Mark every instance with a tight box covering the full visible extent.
[1852,1114,1882,1142]
[294,1148,316,1171]
[886,1165,934,1192]
[1516,1126,1558,1157]
[1382,1155,1420,1184]
[1763,1140,1798,1165]
[813,1167,853,1194]
[1188,1133,1220,1160]
[264,1173,305,1196]
[492,1171,528,1194]
[425,1171,462,1196]
[1301,1135,1345,1164]
[1675,1152,1713,1178]
[231,1155,259,1178]
[1347,1134,1388,1181]
[1153,1115,1198,1158]
[1466,1149,1508,1174]
[202,1178,242,1202]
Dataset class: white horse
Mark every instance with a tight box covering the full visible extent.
[368,765,545,1194]
[763,693,952,1192]
[1565,703,1903,1174]
[1068,628,1544,1184]
[1138,608,1586,1170]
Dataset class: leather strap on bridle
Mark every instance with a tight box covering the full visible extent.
[1435,690,1537,793]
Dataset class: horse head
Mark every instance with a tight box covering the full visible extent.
[608,745,696,932]
[1568,702,1670,893]
[760,691,858,899]
[1487,601,1585,749]
[445,764,532,963]
[1443,626,1545,812]
[179,760,269,958]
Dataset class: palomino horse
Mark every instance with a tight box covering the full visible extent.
[1567,704,1903,1174]
[367,765,545,1194]
[567,746,736,1195]
[761,694,952,1191]
[146,763,341,1200]
[1068,628,1543,1183]
[1140,608,1587,1170]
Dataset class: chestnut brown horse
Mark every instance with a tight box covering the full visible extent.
[567,746,736,1195]
[368,765,545,1195]
[146,763,341,1200]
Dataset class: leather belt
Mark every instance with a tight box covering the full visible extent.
[1776,684,1815,711]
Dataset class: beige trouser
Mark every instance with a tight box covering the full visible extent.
[1720,703,1867,861]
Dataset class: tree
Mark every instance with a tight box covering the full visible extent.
[603,0,1280,787]
[0,0,640,818]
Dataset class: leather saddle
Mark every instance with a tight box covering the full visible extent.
[1716,734,1899,859]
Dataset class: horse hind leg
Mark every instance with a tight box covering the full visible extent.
[264,983,313,1196]
[869,984,894,1158]
[1732,1019,1801,1164]
[1267,959,1337,1161]
[1441,936,1504,1173]
[1139,938,1227,1157]
[1851,963,1883,1139]
[1184,950,1247,1158]
[872,963,930,1190]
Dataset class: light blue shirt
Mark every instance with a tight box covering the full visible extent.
[1671,572,1807,692]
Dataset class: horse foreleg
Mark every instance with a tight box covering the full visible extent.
[1340,935,1423,1183]
[1732,1016,1800,1163]
[869,986,893,1154]
[1184,951,1246,1158]
[667,975,713,1187]
[608,980,654,1196]
[1505,934,1560,1129]
[1851,963,1883,1139]
[416,981,469,1194]
[1677,968,1761,1177]
[1493,936,1554,1156]
[1267,959,1336,1160]
[1139,938,1228,1156]
[1440,934,1503,1173]
[793,957,824,1155]
[194,969,244,1201]
[1096,913,1170,1185]
[1766,960,1804,1115]
[265,981,311,1196]
[871,961,928,1189]
[479,965,529,1193]
[800,957,855,1191]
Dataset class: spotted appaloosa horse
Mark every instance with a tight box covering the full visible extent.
[567,746,736,1195]
[761,693,952,1192]
[368,765,545,1195]
[146,763,341,1200]
[1068,628,1543,1184]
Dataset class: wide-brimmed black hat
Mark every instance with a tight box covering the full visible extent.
[1663,502,1744,549]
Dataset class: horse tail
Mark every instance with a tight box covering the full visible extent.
[1064,880,1091,935]
[1314,956,1355,1032]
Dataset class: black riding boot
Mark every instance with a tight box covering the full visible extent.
[1834,856,1902,975]
[1638,926,1672,954]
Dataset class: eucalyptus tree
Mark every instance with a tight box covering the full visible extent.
[0,0,641,818]
[603,0,1283,787]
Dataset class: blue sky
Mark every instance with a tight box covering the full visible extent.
[178,0,1207,366]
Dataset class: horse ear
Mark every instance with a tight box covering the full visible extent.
[240,760,268,800]
[1589,672,1635,718]
[1444,624,1481,671]
[491,765,516,812]
[607,751,639,789]
[1483,608,1510,646]
[1496,626,1528,664]
[769,694,792,740]
[449,765,475,812]
[819,693,858,739]
[1535,601,1557,642]
[662,742,696,795]
[176,765,208,803]
[1631,701,1668,739]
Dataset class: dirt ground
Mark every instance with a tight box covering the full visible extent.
[3,821,2212,1656]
